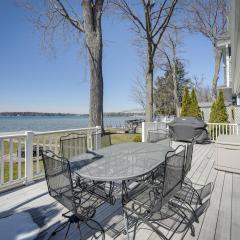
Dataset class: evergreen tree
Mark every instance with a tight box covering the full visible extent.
[216,90,228,122]
[180,86,191,116]
[175,59,191,103]
[154,59,190,115]
[209,90,228,123]
[209,101,217,123]
[189,89,201,118]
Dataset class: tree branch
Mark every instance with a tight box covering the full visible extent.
[53,0,85,32]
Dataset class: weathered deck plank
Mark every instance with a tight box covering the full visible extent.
[197,171,225,240]
[231,174,240,240]
[215,173,232,240]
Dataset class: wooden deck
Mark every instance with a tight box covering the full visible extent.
[0,142,240,240]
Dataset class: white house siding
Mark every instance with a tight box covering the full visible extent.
[231,0,240,94]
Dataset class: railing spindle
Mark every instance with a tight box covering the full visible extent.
[17,138,21,179]
[43,136,46,151]
[9,138,13,182]
[36,136,40,175]
[49,135,52,151]
[0,140,4,184]
[54,135,58,155]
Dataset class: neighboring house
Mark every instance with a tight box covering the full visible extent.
[217,0,240,104]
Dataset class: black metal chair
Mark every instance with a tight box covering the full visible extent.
[174,139,213,207]
[122,145,210,239]
[147,129,171,147]
[60,133,115,205]
[60,133,88,160]
[42,150,105,239]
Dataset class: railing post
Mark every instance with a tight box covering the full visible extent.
[95,126,101,150]
[142,122,145,142]
[24,131,34,185]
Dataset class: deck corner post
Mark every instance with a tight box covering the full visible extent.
[142,122,146,142]
[24,131,34,185]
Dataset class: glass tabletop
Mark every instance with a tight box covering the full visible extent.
[70,142,172,182]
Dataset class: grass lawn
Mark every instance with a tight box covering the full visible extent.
[1,133,141,184]
[110,133,141,144]
[2,160,44,183]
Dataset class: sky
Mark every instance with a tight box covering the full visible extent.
[0,1,224,114]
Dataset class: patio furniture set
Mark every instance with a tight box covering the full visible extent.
[42,128,213,240]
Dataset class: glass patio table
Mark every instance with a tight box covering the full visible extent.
[70,142,172,182]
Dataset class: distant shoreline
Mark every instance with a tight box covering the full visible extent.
[0,112,145,117]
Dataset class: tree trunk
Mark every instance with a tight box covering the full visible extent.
[146,59,154,122]
[212,46,222,99]
[172,62,180,116]
[82,0,104,128]
[87,39,104,128]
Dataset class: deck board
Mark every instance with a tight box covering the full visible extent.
[0,142,239,240]
[215,173,232,240]
[230,174,240,240]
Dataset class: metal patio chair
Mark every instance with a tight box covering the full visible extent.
[42,150,105,240]
[147,128,171,147]
[174,139,213,207]
[60,133,115,205]
[60,133,88,160]
[122,145,210,240]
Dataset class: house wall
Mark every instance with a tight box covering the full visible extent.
[231,0,240,94]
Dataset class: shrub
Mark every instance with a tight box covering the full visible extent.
[180,86,191,117]
[133,135,142,142]
[189,89,201,118]
[209,90,228,123]
[209,101,217,123]
[209,90,229,139]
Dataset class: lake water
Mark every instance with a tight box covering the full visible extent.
[0,116,135,133]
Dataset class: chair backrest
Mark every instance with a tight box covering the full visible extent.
[184,139,195,176]
[147,129,169,145]
[42,151,76,213]
[162,145,186,198]
[60,133,87,160]
[43,150,104,219]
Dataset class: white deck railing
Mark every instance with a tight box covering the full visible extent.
[142,122,239,142]
[207,123,239,141]
[0,126,100,190]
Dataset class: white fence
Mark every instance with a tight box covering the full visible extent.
[207,123,239,141]
[0,127,100,191]
[142,122,239,142]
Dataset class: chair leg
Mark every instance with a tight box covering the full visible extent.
[76,222,82,238]
[47,220,69,240]
[123,210,130,240]
[64,221,71,240]
[168,203,195,237]
[85,219,105,240]
[124,206,168,240]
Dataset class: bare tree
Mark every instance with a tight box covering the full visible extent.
[183,0,229,99]
[157,28,182,116]
[111,0,178,121]
[191,76,213,102]
[130,76,146,110]
[22,0,105,128]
